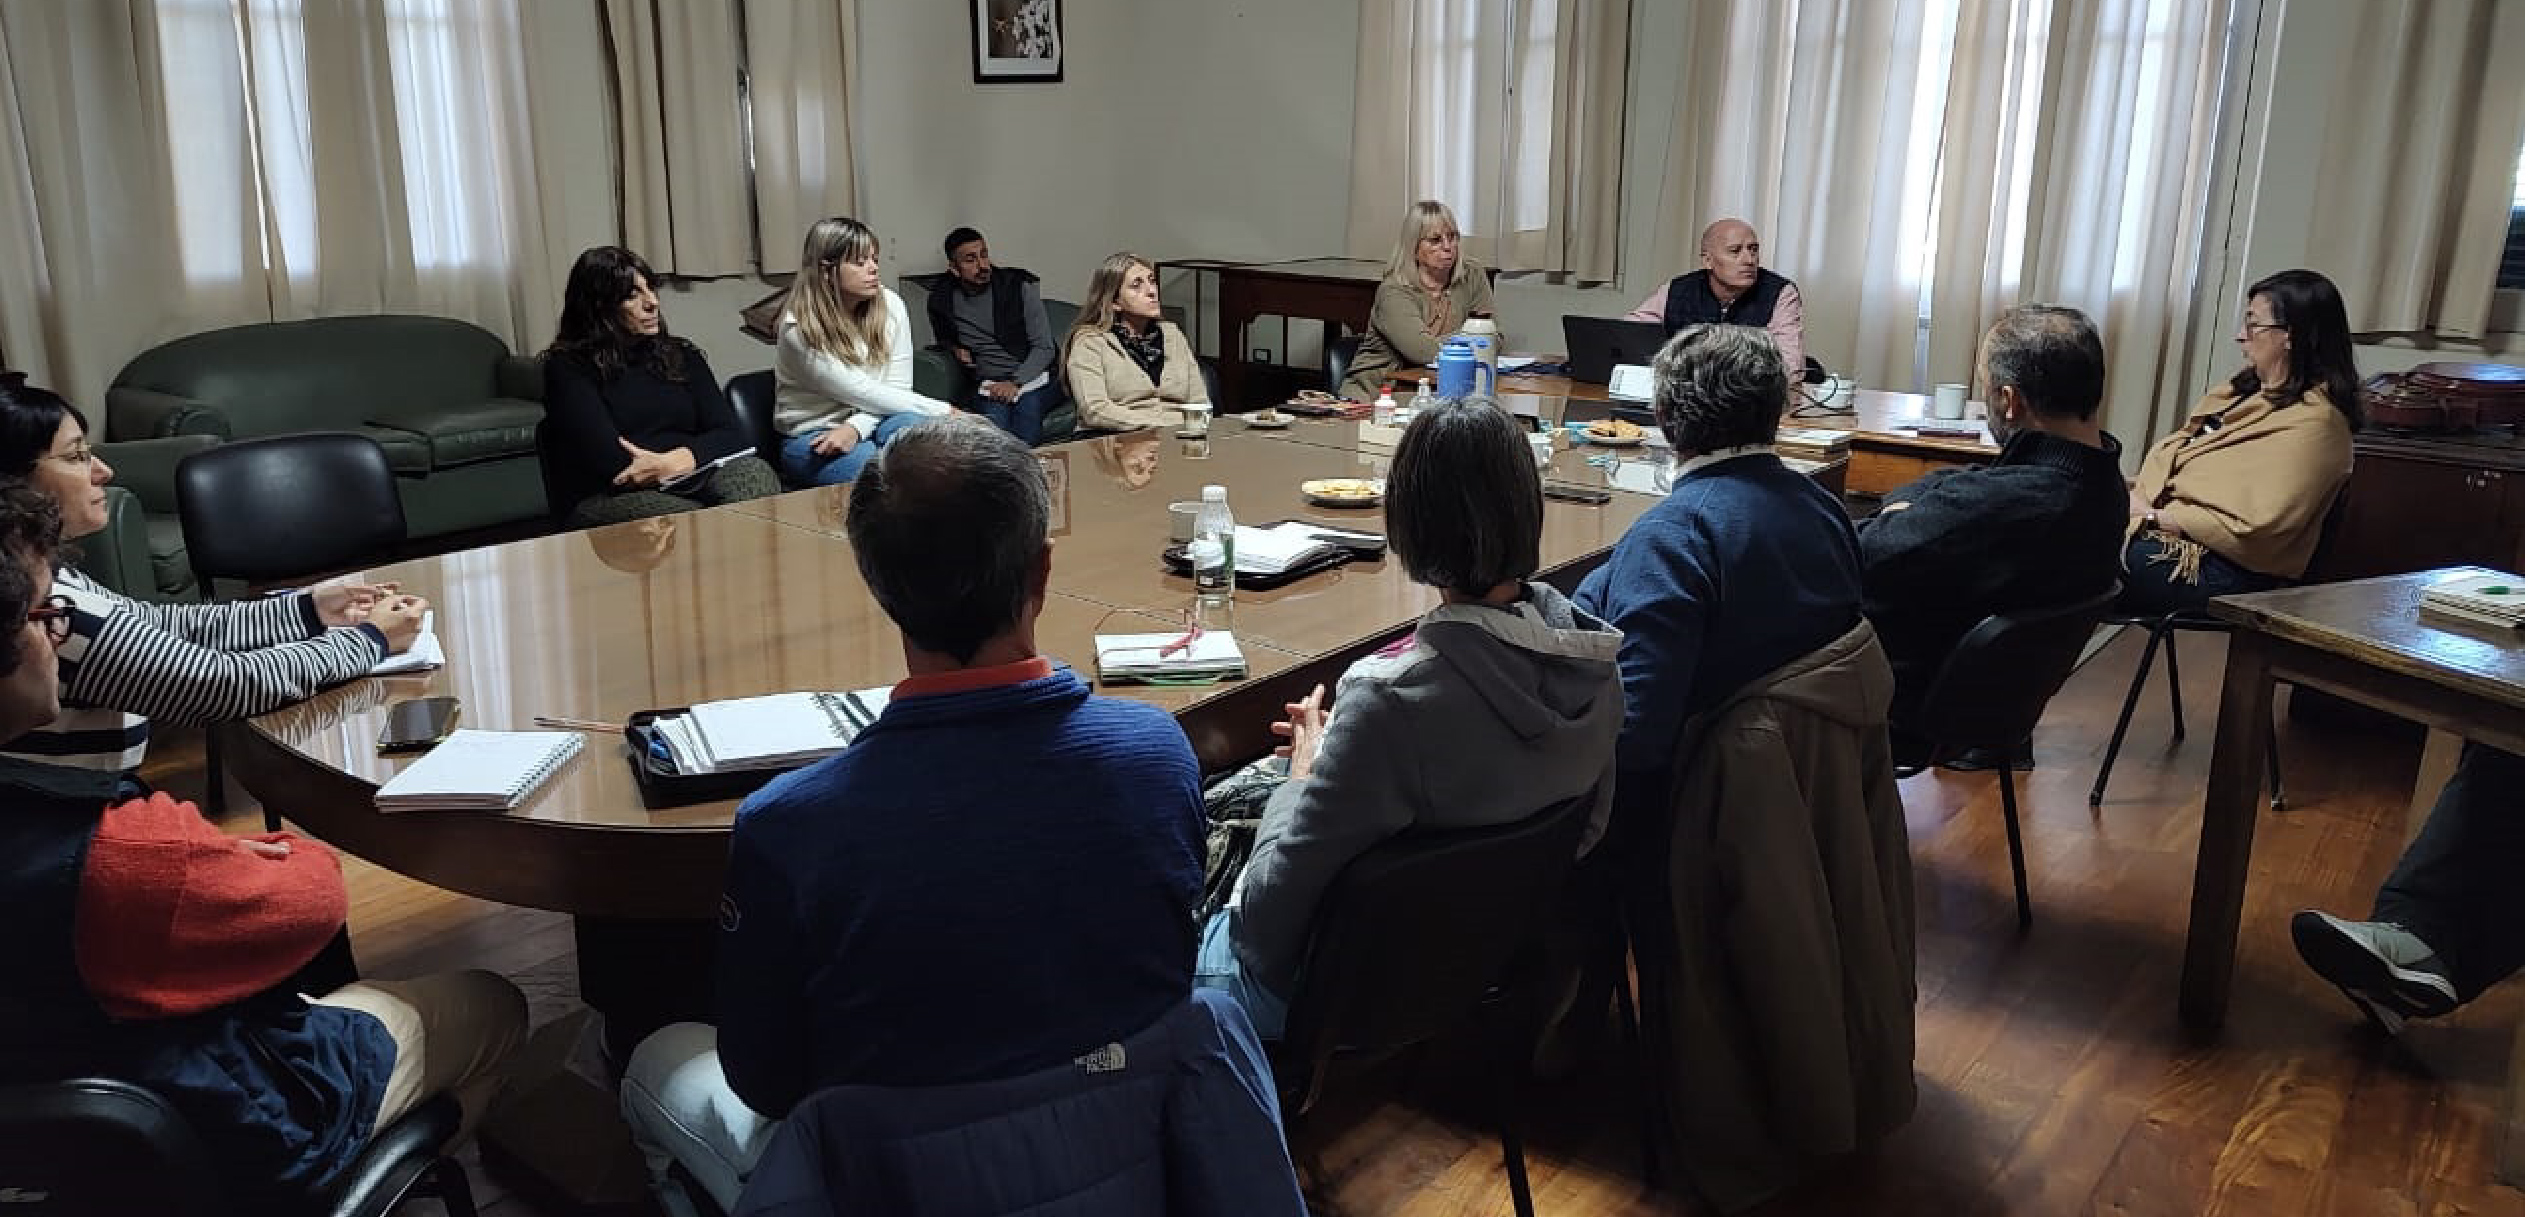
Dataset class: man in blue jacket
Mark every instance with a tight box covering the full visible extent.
[618,418,1205,1216]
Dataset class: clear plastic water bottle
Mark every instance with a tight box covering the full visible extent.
[1408,377,1438,417]
[1374,386,1401,427]
[1190,484,1236,607]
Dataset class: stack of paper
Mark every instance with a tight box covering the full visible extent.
[654,687,893,776]
[1228,523,1347,577]
[2419,572,2524,628]
[375,729,583,812]
[1095,630,1247,682]
[1775,427,1852,459]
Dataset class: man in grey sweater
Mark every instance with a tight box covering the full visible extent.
[923,227,1059,446]
[1195,401,1623,1038]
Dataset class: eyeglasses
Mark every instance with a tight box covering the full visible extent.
[2240,317,2287,333]
[26,595,71,646]
[41,444,93,468]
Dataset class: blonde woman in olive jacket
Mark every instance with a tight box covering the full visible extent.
[1063,252,1208,433]
[1339,200,1495,402]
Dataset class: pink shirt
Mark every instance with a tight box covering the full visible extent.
[1624,279,1808,385]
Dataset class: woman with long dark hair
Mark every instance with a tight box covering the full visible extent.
[2120,269,2359,613]
[542,246,782,526]
[0,374,425,795]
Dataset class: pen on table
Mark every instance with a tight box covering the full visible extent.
[533,715,623,735]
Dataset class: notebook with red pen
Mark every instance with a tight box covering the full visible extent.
[1093,627,1247,683]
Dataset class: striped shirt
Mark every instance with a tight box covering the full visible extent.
[0,567,387,798]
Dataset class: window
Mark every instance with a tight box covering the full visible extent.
[152,0,524,288]
[2498,142,2528,291]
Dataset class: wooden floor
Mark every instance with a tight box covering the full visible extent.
[162,627,2524,1216]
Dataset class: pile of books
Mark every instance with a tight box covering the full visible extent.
[1776,427,1852,461]
[2418,571,2524,629]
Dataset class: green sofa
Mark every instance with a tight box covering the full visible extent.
[96,315,548,600]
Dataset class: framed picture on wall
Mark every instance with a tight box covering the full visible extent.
[972,0,1062,83]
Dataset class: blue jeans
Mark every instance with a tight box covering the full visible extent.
[779,413,921,486]
[2115,532,2284,616]
[967,380,1062,446]
[1193,909,1289,1040]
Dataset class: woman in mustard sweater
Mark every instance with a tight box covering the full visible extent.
[2119,269,2358,615]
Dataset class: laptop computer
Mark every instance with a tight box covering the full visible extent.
[1561,316,1668,385]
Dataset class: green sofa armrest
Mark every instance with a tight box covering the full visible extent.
[94,435,219,517]
[913,347,960,402]
[73,486,166,601]
[496,353,545,403]
[104,386,231,441]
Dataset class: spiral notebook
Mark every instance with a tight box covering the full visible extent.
[654,688,892,775]
[374,729,584,812]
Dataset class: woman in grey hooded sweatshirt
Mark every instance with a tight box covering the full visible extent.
[1195,399,1625,1039]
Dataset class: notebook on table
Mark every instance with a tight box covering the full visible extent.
[374,729,583,812]
[367,611,444,677]
[1094,630,1248,683]
[650,688,894,776]
[2419,571,2524,628]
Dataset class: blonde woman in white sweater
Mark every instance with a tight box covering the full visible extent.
[773,217,952,485]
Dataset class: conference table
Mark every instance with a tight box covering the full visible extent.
[1385,366,1998,497]
[228,425,1672,1047]
[2182,569,2524,1026]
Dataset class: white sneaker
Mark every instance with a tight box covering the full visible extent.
[2289,911,2461,1034]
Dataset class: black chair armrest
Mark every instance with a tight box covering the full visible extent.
[495,353,545,403]
[323,1091,463,1217]
[105,386,230,440]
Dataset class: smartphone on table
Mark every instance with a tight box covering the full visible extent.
[377,696,461,754]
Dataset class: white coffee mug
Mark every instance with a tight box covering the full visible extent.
[1167,501,1201,542]
[1177,403,1212,437]
[1932,382,1969,420]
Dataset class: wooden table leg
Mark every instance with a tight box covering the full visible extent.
[1219,281,1254,413]
[2180,630,2275,1025]
[2404,728,2462,838]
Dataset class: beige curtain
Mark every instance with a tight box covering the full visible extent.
[0,0,590,406]
[1344,0,1628,280]
[739,0,860,272]
[1655,0,2233,456]
[2306,0,2522,338]
[602,0,752,276]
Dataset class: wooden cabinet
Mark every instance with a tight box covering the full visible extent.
[2313,430,2522,581]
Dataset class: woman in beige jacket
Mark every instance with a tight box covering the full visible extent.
[1339,200,1495,402]
[1063,252,1208,433]
[2120,269,2358,615]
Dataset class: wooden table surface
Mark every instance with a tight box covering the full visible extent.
[2180,568,2525,1024]
[231,428,1665,921]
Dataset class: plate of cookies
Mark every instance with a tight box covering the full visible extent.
[1578,418,1649,447]
[1301,477,1385,507]
[1246,409,1297,429]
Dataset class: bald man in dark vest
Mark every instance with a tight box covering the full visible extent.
[1626,217,1807,388]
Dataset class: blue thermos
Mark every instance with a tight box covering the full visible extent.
[1436,337,1479,400]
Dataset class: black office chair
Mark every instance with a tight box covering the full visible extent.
[723,370,783,470]
[175,434,408,825]
[1894,583,2121,927]
[0,1077,477,1217]
[2086,487,2347,811]
[1276,791,1597,1217]
[1323,331,1359,397]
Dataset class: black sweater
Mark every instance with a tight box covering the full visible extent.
[1856,428,2131,717]
[542,344,750,503]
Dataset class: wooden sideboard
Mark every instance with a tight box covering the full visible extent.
[2314,427,2523,582]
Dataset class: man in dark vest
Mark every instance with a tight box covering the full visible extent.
[922,226,1060,446]
[1625,217,1807,388]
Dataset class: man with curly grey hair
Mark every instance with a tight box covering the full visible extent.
[1573,324,1864,826]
